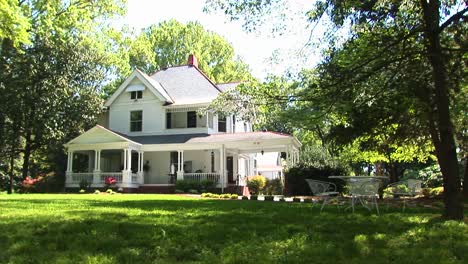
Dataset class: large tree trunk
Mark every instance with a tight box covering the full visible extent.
[421,0,463,220]
[21,135,32,179]
[8,154,15,194]
[464,157,468,199]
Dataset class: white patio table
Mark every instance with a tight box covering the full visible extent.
[329,176,387,215]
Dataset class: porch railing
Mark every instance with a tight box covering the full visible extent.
[100,172,123,183]
[70,173,94,184]
[184,173,220,183]
[131,173,138,183]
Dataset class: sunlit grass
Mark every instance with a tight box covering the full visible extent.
[0,194,467,263]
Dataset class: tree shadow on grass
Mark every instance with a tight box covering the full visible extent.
[0,197,466,263]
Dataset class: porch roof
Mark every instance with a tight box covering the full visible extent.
[127,131,301,149]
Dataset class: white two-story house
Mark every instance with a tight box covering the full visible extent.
[64,55,301,192]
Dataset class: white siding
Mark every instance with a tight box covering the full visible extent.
[108,79,166,135]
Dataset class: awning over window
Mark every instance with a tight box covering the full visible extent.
[125,84,145,92]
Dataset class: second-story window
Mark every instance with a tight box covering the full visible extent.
[130,110,142,132]
[232,115,236,132]
[166,112,172,129]
[187,111,197,128]
[130,91,142,100]
[218,116,226,132]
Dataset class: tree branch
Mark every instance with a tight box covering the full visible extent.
[439,6,468,33]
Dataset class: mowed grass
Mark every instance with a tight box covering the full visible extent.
[0,194,467,264]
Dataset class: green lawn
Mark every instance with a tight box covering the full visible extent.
[0,194,467,264]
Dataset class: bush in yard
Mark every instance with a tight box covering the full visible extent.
[250,195,258,200]
[200,179,217,192]
[264,195,274,201]
[285,164,346,196]
[175,179,218,193]
[104,176,117,189]
[264,178,283,195]
[293,197,301,202]
[21,176,44,193]
[230,194,238,199]
[79,189,86,193]
[79,178,91,191]
[241,196,249,200]
[430,187,444,197]
[246,175,267,195]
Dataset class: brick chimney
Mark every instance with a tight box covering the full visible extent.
[187,54,198,68]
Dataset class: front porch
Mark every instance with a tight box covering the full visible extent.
[64,126,301,192]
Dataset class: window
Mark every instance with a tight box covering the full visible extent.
[166,112,172,129]
[187,111,197,128]
[130,111,142,132]
[232,115,236,132]
[218,116,226,132]
[130,91,142,100]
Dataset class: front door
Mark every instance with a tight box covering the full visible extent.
[227,156,234,183]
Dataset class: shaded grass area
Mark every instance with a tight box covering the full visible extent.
[0,194,467,263]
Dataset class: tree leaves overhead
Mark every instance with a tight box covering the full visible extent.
[0,0,127,181]
[130,20,252,83]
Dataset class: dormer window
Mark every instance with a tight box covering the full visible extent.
[126,84,145,100]
[130,91,142,100]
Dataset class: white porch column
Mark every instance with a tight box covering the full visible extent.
[137,151,142,172]
[66,151,72,172]
[234,153,239,184]
[66,151,73,184]
[123,149,127,171]
[177,150,184,180]
[219,144,225,192]
[93,150,101,185]
[69,151,74,172]
[286,145,291,164]
[97,150,101,171]
[121,149,132,185]
[127,149,132,172]
[138,151,144,184]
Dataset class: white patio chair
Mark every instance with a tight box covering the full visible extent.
[386,179,423,211]
[305,179,340,212]
[347,178,381,215]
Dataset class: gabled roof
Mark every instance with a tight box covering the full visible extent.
[65,125,141,146]
[150,65,222,105]
[105,69,174,107]
[217,82,240,92]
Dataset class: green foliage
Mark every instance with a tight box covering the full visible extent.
[0,0,30,47]
[123,20,252,84]
[263,178,283,195]
[176,179,217,193]
[285,164,346,196]
[79,179,91,191]
[403,164,443,188]
[201,193,237,199]
[246,175,267,195]
[264,195,274,201]
[0,0,127,183]
[250,195,258,200]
